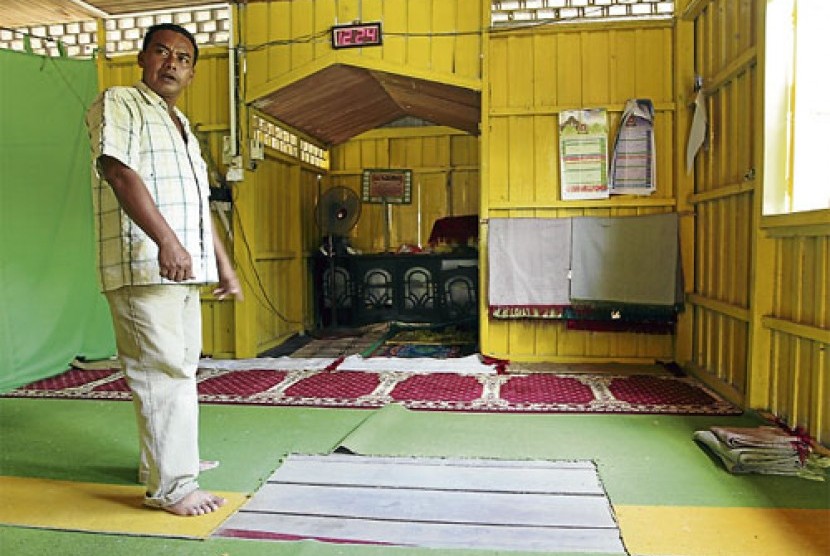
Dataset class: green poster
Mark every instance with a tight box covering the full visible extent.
[559,108,609,200]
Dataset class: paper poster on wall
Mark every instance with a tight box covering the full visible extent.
[610,99,656,195]
[559,108,609,200]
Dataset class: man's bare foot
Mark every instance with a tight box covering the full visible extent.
[164,490,226,517]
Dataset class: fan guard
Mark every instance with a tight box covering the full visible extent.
[315,186,362,236]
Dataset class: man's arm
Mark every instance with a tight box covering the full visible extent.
[211,221,243,300]
[98,155,194,282]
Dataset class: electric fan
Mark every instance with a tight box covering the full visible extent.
[315,186,362,328]
[315,186,362,251]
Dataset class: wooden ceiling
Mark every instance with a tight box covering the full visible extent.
[253,65,481,146]
[2,1,481,145]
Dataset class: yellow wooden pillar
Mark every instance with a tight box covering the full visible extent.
[94,19,107,90]
[746,0,774,409]
[673,2,696,366]
[230,2,258,358]
[478,0,493,357]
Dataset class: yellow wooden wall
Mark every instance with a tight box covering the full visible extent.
[754,9,830,446]
[756,223,830,445]
[93,2,829,443]
[231,0,486,354]
[98,0,487,358]
[328,128,479,252]
[241,0,483,99]
[235,135,319,352]
[680,0,758,402]
[479,20,683,363]
[681,0,829,444]
[223,107,322,356]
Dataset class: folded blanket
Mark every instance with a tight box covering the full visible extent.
[694,429,830,481]
[710,425,803,450]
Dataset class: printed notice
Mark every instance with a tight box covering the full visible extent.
[610,99,656,195]
[559,109,609,200]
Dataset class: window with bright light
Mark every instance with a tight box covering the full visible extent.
[764,0,830,215]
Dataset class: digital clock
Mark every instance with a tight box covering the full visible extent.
[331,22,383,49]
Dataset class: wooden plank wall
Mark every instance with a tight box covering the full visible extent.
[92,2,830,445]
[681,0,758,403]
[235,0,486,354]
[759,225,830,444]
[238,141,319,353]
[328,128,479,253]
[684,0,829,444]
[480,20,681,363]
[242,0,483,98]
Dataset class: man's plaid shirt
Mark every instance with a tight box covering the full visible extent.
[86,81,218,291]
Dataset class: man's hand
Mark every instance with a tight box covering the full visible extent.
[213,270,242,300]
[157,237,194,282]
[211,220,243,300]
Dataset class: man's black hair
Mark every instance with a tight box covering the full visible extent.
[142,23,199,65]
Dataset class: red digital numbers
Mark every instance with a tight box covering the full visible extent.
[357,26,378,44]
[331,23,382,49]
[334,29,352,46]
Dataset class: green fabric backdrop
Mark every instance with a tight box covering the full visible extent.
[0,50,115,392]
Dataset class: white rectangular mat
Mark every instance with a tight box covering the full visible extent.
[217,454,625,553]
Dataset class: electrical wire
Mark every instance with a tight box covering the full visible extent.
[235,6,671,52]
[241,29,330,52]
[227,186,304,327]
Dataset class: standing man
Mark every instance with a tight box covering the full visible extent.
[86,23,241,516]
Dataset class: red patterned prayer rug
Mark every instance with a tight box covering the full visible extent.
[3,366,742,415]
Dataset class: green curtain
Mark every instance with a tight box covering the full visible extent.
[0,50,115,392]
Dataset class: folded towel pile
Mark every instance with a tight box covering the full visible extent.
[694,425,830,481]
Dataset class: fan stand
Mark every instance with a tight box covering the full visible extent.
[314,185,362,337]
[326,232,339,329]
[383,199,391,252]
[316,236,364,339]
[315,234,355,339]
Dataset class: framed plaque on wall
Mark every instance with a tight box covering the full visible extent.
[361,169,413,204]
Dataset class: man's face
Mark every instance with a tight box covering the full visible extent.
[138,29,195,104]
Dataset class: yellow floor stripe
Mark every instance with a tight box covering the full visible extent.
[616,505,830,556]
[0,476,247,539]
[3,476,828,553]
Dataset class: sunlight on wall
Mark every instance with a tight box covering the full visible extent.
[791,1,830,212]
[764,0,830,214]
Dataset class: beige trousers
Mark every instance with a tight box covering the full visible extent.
[105,284,202,508]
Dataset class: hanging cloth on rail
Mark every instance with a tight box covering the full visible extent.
[686,89,708,174]
[487,218,572,318]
